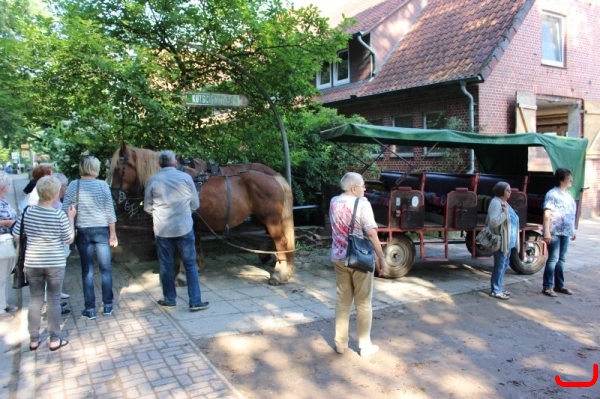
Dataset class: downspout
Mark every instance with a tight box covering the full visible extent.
[357,32,377,76]
[460,80,475,173]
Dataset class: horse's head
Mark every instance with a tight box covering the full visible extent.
[109,141,144,207]
[109,141,162,209]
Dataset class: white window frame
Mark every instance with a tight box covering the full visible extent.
[393,115,414,157]
[541,12,565,67]
[316,48,350,89]
[333,49,350,85]
[316,63,332,89]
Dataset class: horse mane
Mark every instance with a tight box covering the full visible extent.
[132,147,162,185]
[110,145,161,187]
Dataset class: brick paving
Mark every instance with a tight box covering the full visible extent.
[11,255,242,399]
[2,173,599,398]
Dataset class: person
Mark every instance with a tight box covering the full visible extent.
[62,156,118,319]
[487,181,519,300]
[144,150,208,312]
[53,173,71,299]
[329,172,387,357]
[0,172,18,320]
[5,165,12,175]
[27,164,54,207]
[13,176,76,350]
[541,168,577,297]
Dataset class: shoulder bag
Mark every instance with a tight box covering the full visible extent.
[12,206,29,289]
[475,226,501,252]
[345,198,375,273]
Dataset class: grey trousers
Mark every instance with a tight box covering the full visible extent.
[26,267,66,343]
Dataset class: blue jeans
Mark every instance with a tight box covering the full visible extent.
[27,267,65,343]
[543,234,570,289]
[491,249,510,295]
[77,227,113,310]
[155,229,202,307]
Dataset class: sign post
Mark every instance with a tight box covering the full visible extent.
[184,92,249,108]
[180,41,292,186]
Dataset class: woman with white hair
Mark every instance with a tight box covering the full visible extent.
[0,172,18,320]
[329,172,387,357]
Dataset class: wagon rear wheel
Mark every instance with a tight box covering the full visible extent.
[510,231,547,275]
[383,234,415,278]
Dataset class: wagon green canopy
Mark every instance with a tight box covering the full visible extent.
[320,123,588,199]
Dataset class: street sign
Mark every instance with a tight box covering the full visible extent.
[11,152,19,160]
[20,143,29,149]
[21,150,30,158]
[183,92,249,108]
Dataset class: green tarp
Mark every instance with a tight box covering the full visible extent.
[320,123,588,199]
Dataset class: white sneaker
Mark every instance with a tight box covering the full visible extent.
[60,292,70,299]
[360,345,379,358]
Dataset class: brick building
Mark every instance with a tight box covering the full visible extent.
[301,0,600,218]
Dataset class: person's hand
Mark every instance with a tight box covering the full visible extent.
[571,234,576,241]
[377,255,387,277]
[67,204,77,219]
[543,235,551,244]
[109,234,118,248]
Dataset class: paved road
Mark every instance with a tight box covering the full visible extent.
[1,173,599,398]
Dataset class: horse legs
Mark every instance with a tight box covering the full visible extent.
[264,222,295,286]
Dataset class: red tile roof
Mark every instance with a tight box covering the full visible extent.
[319,0,533,103]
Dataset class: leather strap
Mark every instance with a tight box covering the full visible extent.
[348,198,360,238]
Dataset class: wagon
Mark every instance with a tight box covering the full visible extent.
[320,123,588,278]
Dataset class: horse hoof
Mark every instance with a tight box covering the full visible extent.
[268,277,284,286]
[175,279,188,287]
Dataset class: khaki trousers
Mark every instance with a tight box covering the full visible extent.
[333,260,374,350]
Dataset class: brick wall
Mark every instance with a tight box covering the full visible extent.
[113,208,157,262]
[330,85,478,173]
[479,0,600,217]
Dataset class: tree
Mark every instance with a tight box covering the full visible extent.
[30,0,352,179]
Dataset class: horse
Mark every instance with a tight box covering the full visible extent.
[109,141,296,285]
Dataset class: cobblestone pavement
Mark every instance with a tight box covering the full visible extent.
[1,173,599,398]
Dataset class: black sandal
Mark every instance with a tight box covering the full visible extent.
[49,339,69,352]
[29,341,40,351]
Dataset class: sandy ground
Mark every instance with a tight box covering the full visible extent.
[196,264,600,399]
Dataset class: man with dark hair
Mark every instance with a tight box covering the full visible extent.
[144,150,208,312]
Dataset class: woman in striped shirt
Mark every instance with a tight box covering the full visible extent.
[62,156,118,320]
[13,176,76,351]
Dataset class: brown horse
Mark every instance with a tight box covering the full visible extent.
[109,142,295,285]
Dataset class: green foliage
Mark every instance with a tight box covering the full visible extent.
[285,107,374,205]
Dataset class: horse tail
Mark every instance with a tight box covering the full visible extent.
[274,174,295,263]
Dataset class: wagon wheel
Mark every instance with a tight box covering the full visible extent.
[464,231,494,257]
[510,231,546,274]
[382,234,415,278]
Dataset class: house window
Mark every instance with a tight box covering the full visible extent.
[316,49,349,89]
[423,112,445,156]
[334,49,349,85]
[393,115,414,157]
[316,63,332,89]
[542,12,564,67]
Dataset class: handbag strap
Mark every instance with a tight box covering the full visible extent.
[348,198,360,238]
[74,179,81,226]
[19,205,29,240]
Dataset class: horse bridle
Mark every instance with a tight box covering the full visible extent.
[112,154,144,216]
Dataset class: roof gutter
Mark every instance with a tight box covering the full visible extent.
[460,80,475,173]
[357,31,377,77]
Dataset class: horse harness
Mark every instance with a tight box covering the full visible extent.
[114,156,295,257]
[177,162,234,237]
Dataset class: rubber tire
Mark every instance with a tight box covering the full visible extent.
[383,234,416,278]
[464,231,495,257]
[509,231,546,275]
